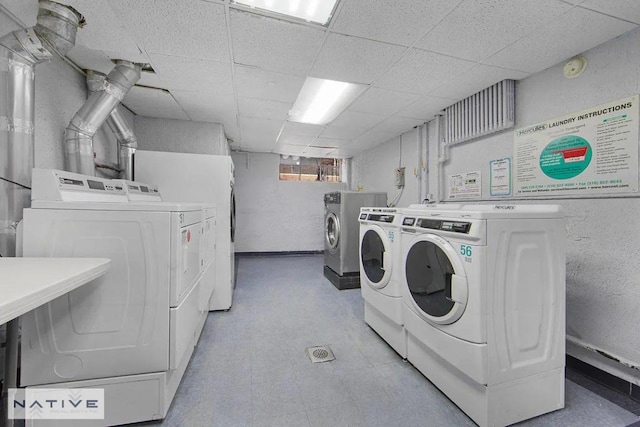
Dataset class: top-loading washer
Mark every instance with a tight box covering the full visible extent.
[400,204,566,427]
[20,169,211,426]
[324,191,386,290]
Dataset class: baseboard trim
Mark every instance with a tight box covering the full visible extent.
[567,354,640,404]
[236,250,324,257]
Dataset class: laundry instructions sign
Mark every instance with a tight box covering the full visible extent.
[513,95,638,197]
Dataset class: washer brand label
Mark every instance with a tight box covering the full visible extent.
[493,205,515,210]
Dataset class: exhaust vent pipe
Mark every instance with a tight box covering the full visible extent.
[86,70,139,180]
[0,0,83,257]
[65,61,141,176]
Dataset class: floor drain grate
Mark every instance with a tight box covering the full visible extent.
[305,345,335,363]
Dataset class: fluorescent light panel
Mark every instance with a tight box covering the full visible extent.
[232,0,338,25]
[289,77,367,125]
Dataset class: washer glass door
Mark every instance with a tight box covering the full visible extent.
[361,227,390,287]
[325,212,340,252]
[405,235,467,324]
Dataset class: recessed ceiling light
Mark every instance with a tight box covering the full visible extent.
[231,0,339,26]
[289,77,367,125]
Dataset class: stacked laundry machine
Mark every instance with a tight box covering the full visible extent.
[20,169,215,426]
[359,203,567,427]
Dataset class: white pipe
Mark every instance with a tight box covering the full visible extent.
[422,122,429,203]
[416,125,422,203]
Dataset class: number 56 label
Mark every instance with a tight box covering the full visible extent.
[460,245,472,257]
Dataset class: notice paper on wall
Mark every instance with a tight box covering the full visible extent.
[490,158,511,197]
[449,171,481,199]
[514,95,639,197]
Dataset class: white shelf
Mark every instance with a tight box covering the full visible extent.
[0,257,111,325]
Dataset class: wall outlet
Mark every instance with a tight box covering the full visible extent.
[395,167,405,188]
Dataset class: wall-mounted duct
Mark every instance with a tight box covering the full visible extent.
[65,61,141,176]
[0,0,83,257]
[86,70,138,180]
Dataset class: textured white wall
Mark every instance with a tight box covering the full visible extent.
[231,151,345,252]
[134,117,228,155]
[0,9,122,176]
[351,128,422,207]
[354,27,640,376]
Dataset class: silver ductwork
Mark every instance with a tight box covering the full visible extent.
[65,61,141,176]
[86,69,139,180]
[0,0,83,257]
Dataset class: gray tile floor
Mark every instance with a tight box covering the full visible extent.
[147,255,640,426]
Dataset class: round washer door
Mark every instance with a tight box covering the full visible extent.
[360,225,392,289]
[404,234,468,325]
[325,212,340,253]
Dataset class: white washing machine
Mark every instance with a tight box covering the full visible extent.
[358,207,405,357]
[400,204,566,427]
[324,191,386,289]
[21,169,211,426]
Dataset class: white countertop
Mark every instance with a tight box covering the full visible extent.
[0,257,111,325]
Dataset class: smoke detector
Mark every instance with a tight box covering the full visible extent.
[563,56,587,79]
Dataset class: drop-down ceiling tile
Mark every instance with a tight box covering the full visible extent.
[237,116,283,149]
[331,0,462,46]
[415,0,572,63]
[396,95,456,120]
[238,97,292,121]
[329,110,388,135]
[148,54,234,94]
[309,33,406,84]
[375,48,475,95]
[484,7,636,73]
[348,87,420,116]
[110,0,230,63]
[567,0,640,24]
[63,0,145,58]
[369,116,424,136]
[65,45,115,75]
[230,10,325,76]
[280,121,325,138]
[124,86,189,120]
[311,137,350,148]
[429,64,529,100]
[276,134,316,146]
[172,91,236,124]
[234,66,305,103]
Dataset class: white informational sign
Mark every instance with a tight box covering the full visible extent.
[449,171,481,199]
[514,95,639,197]
[490,158,511,196]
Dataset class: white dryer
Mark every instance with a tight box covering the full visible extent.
[21,169,210,426]
[134,151,235,311]
[358,207,405,357]
[400,204,566,427]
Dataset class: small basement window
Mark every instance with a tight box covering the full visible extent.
[279,157,342,182]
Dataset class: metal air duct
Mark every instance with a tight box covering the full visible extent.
[65,61,141,176]
[0,0,83,257]
[86,69,138,180]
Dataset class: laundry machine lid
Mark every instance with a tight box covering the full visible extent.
[360,225,392,288]
[404,234,468,324]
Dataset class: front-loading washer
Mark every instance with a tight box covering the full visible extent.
[358,207,405,356]
[400,204,566,427]
[323,191,386,289]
